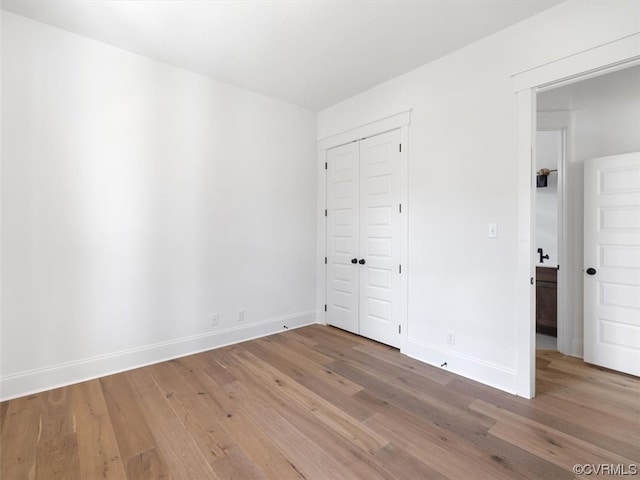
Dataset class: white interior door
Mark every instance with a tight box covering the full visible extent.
[326,142,359,334]
[326,130,402,347]
[358,130,402,347]
[584,152,640,376]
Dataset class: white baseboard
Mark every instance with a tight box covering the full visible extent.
[402,337,519,395]
[0,311,317,401]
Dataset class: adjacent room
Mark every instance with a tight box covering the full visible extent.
[2,1,639,478]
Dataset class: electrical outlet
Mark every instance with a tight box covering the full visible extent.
[238,309,245,322]
[447,330,456,345]
[211,314,219,327]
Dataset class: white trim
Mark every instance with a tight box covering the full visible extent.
[404,337,518,394]
[317,110,411,348]
[514,34,640,399]
[535,57,640,94]
[0,311,316,401]
[513,33,640,93]
[318,110,412,151]
[516,88,536,399]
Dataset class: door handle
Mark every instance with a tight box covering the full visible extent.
[359,259,366,265]
[351,258,358,264]
[586,267,597,275]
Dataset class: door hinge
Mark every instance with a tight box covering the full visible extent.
[324,209,327,217]
[398,324,401,334]
[399,264,402,274]
[399,144,402,153]
[324,304,327,312]
[324,257,327,264]
[325,162,327,170]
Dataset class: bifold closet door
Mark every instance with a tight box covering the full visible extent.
[358,130,402,347]
[326,129,402,347]
[326,141,360,335]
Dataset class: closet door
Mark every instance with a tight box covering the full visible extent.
[326,142,360,334]
[358,130,402,347]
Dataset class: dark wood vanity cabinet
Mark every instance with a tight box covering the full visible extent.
[536,267,557,336]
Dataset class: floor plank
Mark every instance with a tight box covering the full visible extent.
[35,432,80,480]
[124,448,170,480]
[220,370,387,480]
[2,325,639,479]
[232,350,388,456]
[100,373,158,460]
[448,377,640,461]
[35,388,81,480]
[471,399,637,472]
[126,367,217,480]
[1,394,43,480]
[70,380,127,479]
[0,400,9,428]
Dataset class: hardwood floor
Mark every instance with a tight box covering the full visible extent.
[1,324,639,479]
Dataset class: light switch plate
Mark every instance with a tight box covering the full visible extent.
[488,223,498,238]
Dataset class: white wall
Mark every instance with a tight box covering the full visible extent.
[318,2,640,393]
[537,65,640,357]
[1,12,317,400]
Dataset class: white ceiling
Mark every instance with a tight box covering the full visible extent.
[1,0,561,110]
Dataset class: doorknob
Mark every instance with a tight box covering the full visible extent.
[586,267,597,275]
[359,259,366,265]
[351,258,358,264]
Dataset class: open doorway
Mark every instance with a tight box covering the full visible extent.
[534,128,562,352]
[514,34,640,399]
[533,65,640,369]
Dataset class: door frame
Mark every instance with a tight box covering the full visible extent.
[317,110,411,349]
[535,115,573,357]
[514,33,640,398]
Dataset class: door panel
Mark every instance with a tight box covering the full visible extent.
[326,142,359,334]
[358,130,402,347]
[584,152,640,376]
